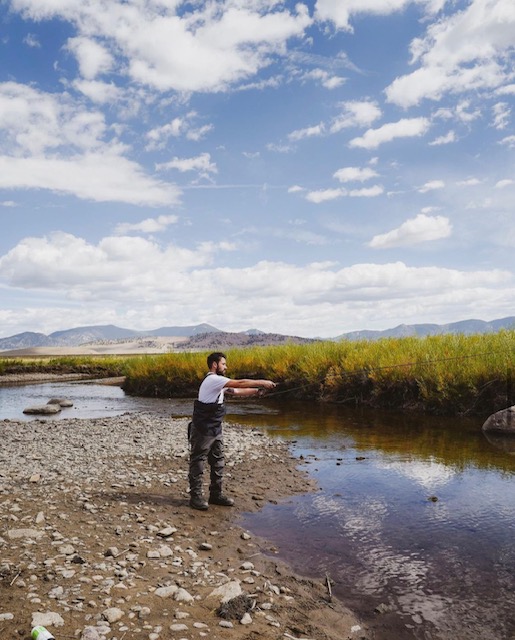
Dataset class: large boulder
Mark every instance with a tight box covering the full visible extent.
[482,405,515,436]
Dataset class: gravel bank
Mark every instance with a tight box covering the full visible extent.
[0,412,367,640]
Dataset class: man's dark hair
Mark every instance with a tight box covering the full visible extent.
[207,352,226,368]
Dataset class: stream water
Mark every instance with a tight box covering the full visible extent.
[1,381,514,639]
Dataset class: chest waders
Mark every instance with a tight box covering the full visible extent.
[188,398,229,509]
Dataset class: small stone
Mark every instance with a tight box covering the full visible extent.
[175,588,194,603]
[170,623,188,632]
[31,612,65,628]
[102,607,124,623]
[219,621,233,628]
[157,526,177,538]
[241,532,251,540]
[240,613,252,625]
[104,547,120,557]
[81,627,101,640]
[240,561,254,571]
[199,542,212,551]
[8,528,45,540]
[154,585,178,599]
[0,613,14,621]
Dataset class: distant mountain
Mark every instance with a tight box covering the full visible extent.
[0,316,513,352]
[337,316,515,341]
[0,323,221,350]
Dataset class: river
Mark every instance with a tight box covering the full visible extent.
[1,380,514,639]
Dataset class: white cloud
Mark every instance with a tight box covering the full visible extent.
[302,68,346,89]
[0,232,511,338]
[495,179,514,188]
[115,215,179,235]
[349,117,430,149]
[146,113,213,150]
[306,188,346,203]
[288,185,305,193]
[385,0,515,107]
[368,214,452,248]
[492,102,511,130]
[0,201,17,207]
[418,180,445,193]
[456,178,481,186]
[499,135,515,147]
[288,123,325,141]
[23,33,40,47]
[429,131,456,146]
[156,152,217,177]
[67,37,114,80]
[72,79,122,104]
[330,100,382,133]
[12,0,312,93]
[0,82,179,205]
[305,184,383,202]
[334,166,379,183]
[314,0,444,32]
[349,185,384,197]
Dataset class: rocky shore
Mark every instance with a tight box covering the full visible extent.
[0,412,367,640]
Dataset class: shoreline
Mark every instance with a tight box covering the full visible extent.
[0,412,368,640]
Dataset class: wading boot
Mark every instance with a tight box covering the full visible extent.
[189,495,208,511]
[208,493,234,507]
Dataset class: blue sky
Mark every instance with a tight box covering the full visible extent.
[0,0,514,339]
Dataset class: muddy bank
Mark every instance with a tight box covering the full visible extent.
[0,413,368,640]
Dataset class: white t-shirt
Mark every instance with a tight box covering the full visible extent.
[198,373,230,404]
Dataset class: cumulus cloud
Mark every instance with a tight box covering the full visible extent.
[349,117,430,149]
[0,82,180,205]
[314,0,444,32]
[368,214,452,248]
[334,166,379,183]
[0,232,510,337]
[67,37,114,80]
[302,68,346,89]
[12,0,312,93]
[385,0,515,107]
[330,100,382,133]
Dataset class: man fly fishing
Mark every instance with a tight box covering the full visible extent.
[188,351,276,510]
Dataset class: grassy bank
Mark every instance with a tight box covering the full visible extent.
[1,332,513,416]
[0,354,130,379]
[121,331,515,416]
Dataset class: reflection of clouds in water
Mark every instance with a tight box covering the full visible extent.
[379,457,456,490]
[308,492,451,625]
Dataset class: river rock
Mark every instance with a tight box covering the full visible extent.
[23,404,61,415]
[48,398,74,407]
[482,405,515,435]
[207,580,242,604]
[31,612,65,627]
[154,585,178,598]
[102,607,124,623]
[7,528,45,540]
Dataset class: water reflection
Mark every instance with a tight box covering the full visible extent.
[239,401,515,639]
